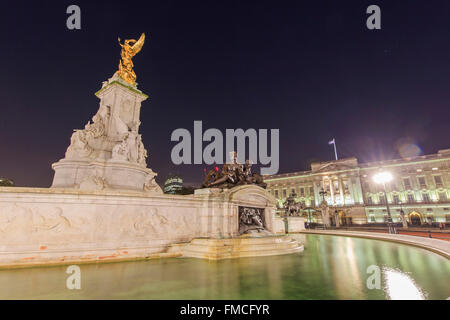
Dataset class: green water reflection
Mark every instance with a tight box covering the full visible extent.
[0,234,449,299]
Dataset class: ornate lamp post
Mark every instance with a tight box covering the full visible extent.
[373,171,397,234]
[319,187,327,204]
[399,201,408,229]
[318,187,331,228]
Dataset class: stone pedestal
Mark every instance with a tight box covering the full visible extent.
[401,213,408,229]
[194,185,277,238]
[320,201,331,228]
[335,211,340,228]
[51,73,162,193]
[286,216,306,232]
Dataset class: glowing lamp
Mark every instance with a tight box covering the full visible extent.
[373,171,397,234]
[373,171,393,184]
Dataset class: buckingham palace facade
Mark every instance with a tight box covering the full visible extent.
[263,149,450,226]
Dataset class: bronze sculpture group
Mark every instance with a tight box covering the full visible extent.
[282,192,303,217]
[202,152,267,189]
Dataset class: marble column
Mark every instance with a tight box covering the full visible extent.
[329,177,335,205]
[313,180,320,207]
[347,177,355,205]
[338,176,344,206]
[355,176,364,204]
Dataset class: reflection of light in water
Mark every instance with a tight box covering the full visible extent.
[346,237,355,259]
[331,237,365,299]
[383,267,426,300]
[345,238,364,295]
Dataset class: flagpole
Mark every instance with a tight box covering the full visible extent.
[333,139,338,160]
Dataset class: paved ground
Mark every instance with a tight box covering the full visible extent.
[320,227,450,241]
[300,229,450,259]
[368,230,450,241]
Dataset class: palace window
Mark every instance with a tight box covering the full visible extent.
[274,190,279,198]
[309,186,314,195]
[403,178,411,190]
[389,182,396,191]
[407,193,415,203]
[418,177,427,189]
[393,195,400,204]
[282,189,287,198]
[434,175,443,187]
[423,193,430,202]
[439,192,447,201]
[379,195,386,205]
[300,188,304,196]
[291,188,296,196]
[333,181,339,190]
[367,196,373,205]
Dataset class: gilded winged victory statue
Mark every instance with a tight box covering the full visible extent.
[117,33,145,86]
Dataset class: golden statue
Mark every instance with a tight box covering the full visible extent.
[117,33,145,86]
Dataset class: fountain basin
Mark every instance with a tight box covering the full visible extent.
[168,234,304,260]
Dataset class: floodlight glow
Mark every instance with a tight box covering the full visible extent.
[373,171,393,184]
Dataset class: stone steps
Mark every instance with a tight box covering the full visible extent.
[168,235,304,260]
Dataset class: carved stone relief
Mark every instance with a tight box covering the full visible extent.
[238,206,266,235]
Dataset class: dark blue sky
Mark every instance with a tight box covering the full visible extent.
[1,0,449,187]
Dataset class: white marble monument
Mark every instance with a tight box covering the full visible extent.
[0,33,304,267]
[51,73,161,193]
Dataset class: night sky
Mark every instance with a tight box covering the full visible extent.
[1,0,449,187]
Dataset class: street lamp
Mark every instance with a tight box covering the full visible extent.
[399,201,407,228]
[319,187,327,204]
[373,171,397,234]
[334,208,339,228]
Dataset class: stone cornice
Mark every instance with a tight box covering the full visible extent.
[95,80,149,99]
